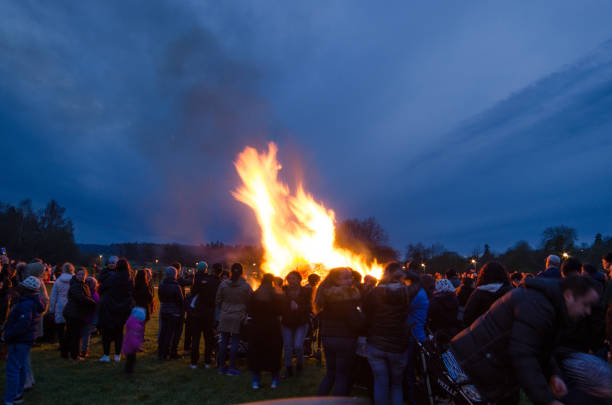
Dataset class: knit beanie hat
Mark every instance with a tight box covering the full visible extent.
[25,262,45,278]
[130,306,146,322]
[165,266,177,279]
[435,278,455,294]
[20,276,41,292]
[197,261,208,271]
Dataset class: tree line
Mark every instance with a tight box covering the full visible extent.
[1,200,610,275]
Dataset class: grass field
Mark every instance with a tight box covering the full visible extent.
[0,311,332,405]
[0,310,532,405]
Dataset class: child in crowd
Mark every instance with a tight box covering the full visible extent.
[3,277,44,405]
[122,306,146,376]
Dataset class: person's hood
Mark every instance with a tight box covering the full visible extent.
[228,277,249,288]
[376,282,409,305]
[318,285,360,308]
[58,273,73,283]
[433,291,458,309]
[523,278,568,323]
[477,283,504,293]
[20,293,44,313]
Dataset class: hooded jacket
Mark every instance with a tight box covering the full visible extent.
[363,281,421,353]
[215,278,252,334]
[316,285,362,338]
[49,273,72,323]
[158,277,184,317]
[62,276,96,322]
[450,278,568,405]
[4,292,44,345]
[463,283,512,327]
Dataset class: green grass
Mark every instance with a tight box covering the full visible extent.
[0,312,327,405]
[0,310,532,404]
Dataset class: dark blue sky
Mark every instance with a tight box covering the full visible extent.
[2,1,612,254]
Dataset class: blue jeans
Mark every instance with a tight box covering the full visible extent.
[367,344,408,405]
[317,336,357,396]
[218,332,240,370]
[4,344,30,404]
[80,323,94,354]
[281,324,308,367]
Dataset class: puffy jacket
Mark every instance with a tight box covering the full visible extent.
[450,278,567,405]
[316,285,363,338]
[215,278,252,334]
[49,273,72,323]
[158,278,184,317]
[427,291,461,334]
[364,281,421,353]
[98,270,134,329]
[63,277,96,322]
[280,285,312,328]
[463,283,512,327]
[406,287,429,343]
[4,293,44,345]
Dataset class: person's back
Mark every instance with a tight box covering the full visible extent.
[463,283,511,327]
[216,277,252,325]
[4,290,44,345]
[49,272,72,324]
[191,272,221,315]
[450,277,599,404]
[158,276,183,317]
[364,282,417,353]
[428,279,460,338]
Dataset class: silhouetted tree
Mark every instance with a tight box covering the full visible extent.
[541,225,577,254]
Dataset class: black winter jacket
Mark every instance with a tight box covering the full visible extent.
[190,272,220,316]
[363,281,420,353]
[63,277,96,322]
[158,278,184,317]
[463,283,512,327]
[316,285,363,338]
[98,270,134,329]
[427,291,461,334]
[280,285,312,328]
[450,278,567,405]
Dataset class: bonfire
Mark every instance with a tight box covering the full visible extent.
[232,142,383,280]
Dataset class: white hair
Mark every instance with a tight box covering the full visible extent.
[546,255,561,267]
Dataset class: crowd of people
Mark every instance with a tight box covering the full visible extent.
[0,250,611,405]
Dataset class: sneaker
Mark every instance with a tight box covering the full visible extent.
[252,381,260,390]
[190,364,197,369]
[14,396,24,404]
[226,368,241,376]
[77,356,86,361]
[271,380,278,389]
[218,366,227,375]
[99,355,110,363]
[114,355,121,362]
[204,363,212,369]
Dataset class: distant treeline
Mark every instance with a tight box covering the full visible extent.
[2,200,610,275]
[404,226,612,274]
[0,199,79,264]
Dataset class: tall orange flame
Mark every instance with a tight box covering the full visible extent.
[232,142,383,280]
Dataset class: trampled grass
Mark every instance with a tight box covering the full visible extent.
[0,311,532,404]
